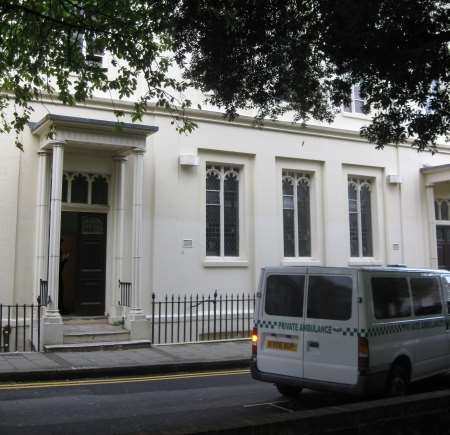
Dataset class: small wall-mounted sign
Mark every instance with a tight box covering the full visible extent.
[183,239,193,249]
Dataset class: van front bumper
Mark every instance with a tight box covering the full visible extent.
[250,359,387,397]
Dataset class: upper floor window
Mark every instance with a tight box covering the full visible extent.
[282,171,311,257]
[348,177,373,257]
[70,32,105,70]
[344,85,365,114]
[206,165,240,257]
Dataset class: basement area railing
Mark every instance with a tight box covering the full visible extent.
[151,291,256,344]
[0,304,43,352]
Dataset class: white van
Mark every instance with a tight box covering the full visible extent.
[251,266,450,397]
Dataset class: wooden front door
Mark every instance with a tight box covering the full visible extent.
[437,225,450,270]
[61,212,107,316]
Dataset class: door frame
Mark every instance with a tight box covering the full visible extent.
[61,207,110,316]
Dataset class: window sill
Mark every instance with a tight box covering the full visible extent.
[203,258,249,268]
[341,111,371,121]
[348,258,383,267]
[281,258,322,266]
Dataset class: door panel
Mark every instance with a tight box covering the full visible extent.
[77,214,106,315]
[257,271,306,379]
[303,273,358,385]
[437,226,450,270]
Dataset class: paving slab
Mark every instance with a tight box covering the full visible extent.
[0,340,251,382]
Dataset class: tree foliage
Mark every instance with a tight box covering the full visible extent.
[0,0,449,150]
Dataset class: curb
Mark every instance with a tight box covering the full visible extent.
[0,358,250,382]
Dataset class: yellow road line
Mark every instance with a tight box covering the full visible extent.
[0,368,250,391]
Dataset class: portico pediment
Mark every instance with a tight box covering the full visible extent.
[421,164,450,186]
[30,114,158,153]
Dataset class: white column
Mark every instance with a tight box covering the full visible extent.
[110,155,127,322]
[126,148,150,339]
[44,141,65,319]
[130,148,145,318]
[33,150,50,303]
[425,183,438,268]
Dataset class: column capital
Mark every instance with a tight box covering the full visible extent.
[425,183,435,189]
[132,147,146,155]
[37,150,50,157]
[113,154,128,162]
[47,139,66,149]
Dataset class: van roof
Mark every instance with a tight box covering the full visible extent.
[261,265,449,274]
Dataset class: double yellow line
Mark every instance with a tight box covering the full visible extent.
[0,368,250,391]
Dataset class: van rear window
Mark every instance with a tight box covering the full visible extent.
[265,275,304,317]
[411,277,442,316]
[371,277,411,319]
[307,276,353,320]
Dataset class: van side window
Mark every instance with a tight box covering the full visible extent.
[411,277,442,316]
[265,275,304,317]
[371,277,411,319]
[307,276,352,321]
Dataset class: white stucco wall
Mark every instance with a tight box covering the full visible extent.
[1,98,450,318]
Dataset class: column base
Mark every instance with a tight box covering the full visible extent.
[125,310,150,340]
[41,310,64,346]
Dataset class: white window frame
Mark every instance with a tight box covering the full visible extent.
[348,177,373,258]
[206,165,240,258]
[277,159,323,266]
[202,156,249,268]
[344,166,384,267]
[282,170,312,258]
[342,85,371,119]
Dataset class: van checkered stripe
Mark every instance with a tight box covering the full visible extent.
[254,318,446,337]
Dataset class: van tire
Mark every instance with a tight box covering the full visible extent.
[275,383,303,398]
[387,364,409,397]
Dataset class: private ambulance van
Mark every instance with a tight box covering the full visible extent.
[251,266,450,397]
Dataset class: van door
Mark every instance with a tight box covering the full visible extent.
[303,272,358,385]
[410,275,448,376]
[257,271,306,378]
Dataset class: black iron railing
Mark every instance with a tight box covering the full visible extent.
[37,279,48,306]
[151,291,256,344]
[118,281,131,307]
[0,304,42,352]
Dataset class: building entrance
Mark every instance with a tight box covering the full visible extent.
[60,212,107,315]
[437,225,450,270]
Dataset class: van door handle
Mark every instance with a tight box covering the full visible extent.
[307,341,319,349]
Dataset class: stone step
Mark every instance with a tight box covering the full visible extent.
[44,340,151,352]
[63,316,109,325]
[63,330,130,344]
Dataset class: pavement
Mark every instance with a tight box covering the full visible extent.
[0,340,251,382]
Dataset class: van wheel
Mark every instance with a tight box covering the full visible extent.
[387,364,409,397]
[275,383,303,398]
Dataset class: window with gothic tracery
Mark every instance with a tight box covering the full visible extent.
[206,165,240,257]
[435,199,450,221]
[282,171,311,257]
[62,172,109,206]
[348,177,373,257]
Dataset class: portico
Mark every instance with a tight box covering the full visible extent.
[422,164,450,270]
[30,114,158,345]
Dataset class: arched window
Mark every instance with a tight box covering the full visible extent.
[441,201,449,220]
[282,171,311,258]
[348,177,373,257]
[62,171,109,206]
[206,165,240,257]
[71,174,89,203]
[91,175,109,205]
[62,174,68,203]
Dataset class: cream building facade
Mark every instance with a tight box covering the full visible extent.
[1,90,449,344]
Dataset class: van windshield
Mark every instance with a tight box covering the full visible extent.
[265,274,304,317]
